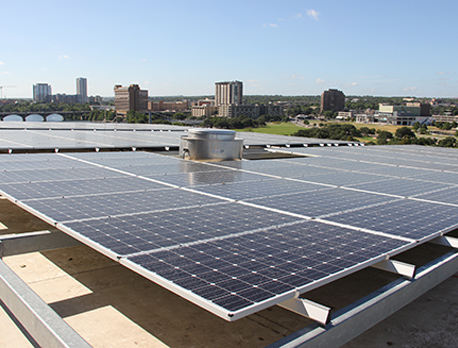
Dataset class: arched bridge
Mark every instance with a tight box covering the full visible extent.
[0,111,90,122]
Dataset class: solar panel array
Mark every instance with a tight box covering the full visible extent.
[1,145,458,321]
[0,122,358,151]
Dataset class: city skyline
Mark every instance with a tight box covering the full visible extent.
[1,0,457,99]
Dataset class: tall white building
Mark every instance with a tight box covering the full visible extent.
[76,77,87,103]
[215,81,243,106]
[33,83,52,102]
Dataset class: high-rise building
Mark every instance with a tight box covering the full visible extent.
[114,84,148,113]
[33,83,52,102]
[215,81,243,106]
[76,77,88,103]
[321,89,345,113]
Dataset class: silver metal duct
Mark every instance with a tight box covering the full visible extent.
[179,129,243,161]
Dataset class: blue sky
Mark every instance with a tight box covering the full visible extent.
[1,0,457,98]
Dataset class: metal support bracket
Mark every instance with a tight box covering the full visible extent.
[429,235,458,249]
[371,259,416,279]
[278,295,331,325]
[0,230,81,258]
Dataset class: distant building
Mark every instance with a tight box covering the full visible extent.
[191,105,219,118]
[405,102,431,116]
[195,98,215,107]
[114,84,148,114]
[218,104,283,118]
[337,111,354,120]
[51,94,79,104]
[215,81,243,106]
[356,113,376,124]
[321,89,345,113]
[206,80,283,119]
[219,104,259,118]
[148,100,189,112]
[33,83,52,102]
[76,78,88,103]
[88,95,103,104]
[377,103,431,126]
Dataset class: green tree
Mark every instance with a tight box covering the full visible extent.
[377,131,393,145]
[359,127,370,136]
[438,137,457,147]
[395,127,416,138]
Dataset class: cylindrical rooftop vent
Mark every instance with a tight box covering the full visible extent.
[180,129,243,161]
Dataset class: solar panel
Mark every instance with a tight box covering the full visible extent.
[0,176,168,200]
[144,170,267,187]
[347,178,454,197]
[411,171,458,185]
[193,178,324,200]
[414,186,458,205]
[324,199,458,240]
[1,145,458,322]
[300,172,387,186]
[124,220,410,319]
[248,188,395,218]
[62,203,302,256]
[22,189,224,222]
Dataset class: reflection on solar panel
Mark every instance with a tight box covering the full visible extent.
[1,145,458,321]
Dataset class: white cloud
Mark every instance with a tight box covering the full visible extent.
[290,74,304,80]
[316,78,325,84]
[1,71,12,75]
[58,54,69,60]
[307,9,320,21]
[346,82,359,87]
[141,58,147,62]
[0,61,4,65]
[263,23,278,28]
[437,72,449,75]
[294,13,302,19]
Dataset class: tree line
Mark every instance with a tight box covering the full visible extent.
[293,124,457,148]
[201,114,288,129]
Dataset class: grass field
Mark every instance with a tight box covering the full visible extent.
[235,122,303,136]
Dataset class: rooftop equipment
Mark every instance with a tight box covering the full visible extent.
[179,128,243,161]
